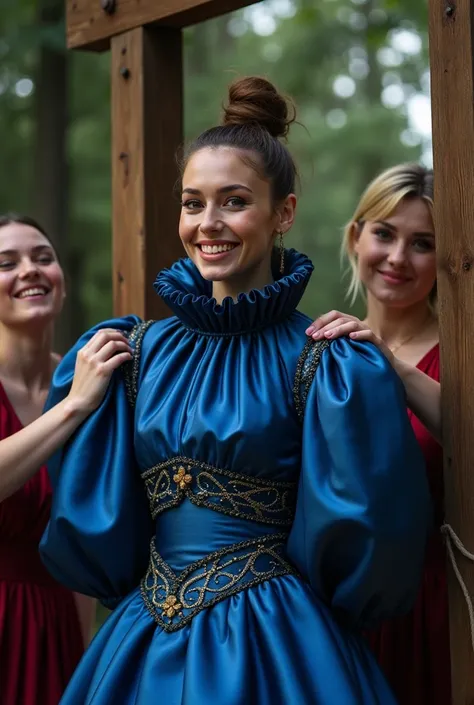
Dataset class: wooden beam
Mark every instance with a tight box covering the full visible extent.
[111,25,184,319]
[67,0,257,51]
[428,0,474,702]
[35,0,73,351]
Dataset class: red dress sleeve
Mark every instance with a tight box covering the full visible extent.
[408,344,444,526]
[0,382,84,705]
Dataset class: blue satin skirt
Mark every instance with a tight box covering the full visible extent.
[59,503,397,704]
[62,574,397,705]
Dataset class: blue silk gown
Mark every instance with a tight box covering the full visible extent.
[40,249,431,704]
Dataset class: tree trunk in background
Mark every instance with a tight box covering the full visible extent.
[188,22,210,74]
[360,0,385,187]
[34,0,83,353]
[215,14,235,56]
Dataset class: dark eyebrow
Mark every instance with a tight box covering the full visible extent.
[375,221,435,238]
[0,245,54,256]
[218,184,253,194]
[182,184,253,195]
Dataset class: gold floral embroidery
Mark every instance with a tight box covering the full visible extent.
[140,533,295,632]
[162,595,183,619]
[141,457,297,526]
[172,465,193,490]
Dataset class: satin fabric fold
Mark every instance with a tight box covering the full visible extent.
[287,338,431,629]
[40,250,431,704]
[41,314,154,606]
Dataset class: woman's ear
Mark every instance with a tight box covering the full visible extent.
[277,194,297,235]
[349,221,362,255]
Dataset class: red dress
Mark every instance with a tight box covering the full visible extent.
[0,382,84,705]
[366,344,451,704]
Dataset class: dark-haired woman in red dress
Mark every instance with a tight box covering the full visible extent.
[0,214,133,704]
[306,163,449,704]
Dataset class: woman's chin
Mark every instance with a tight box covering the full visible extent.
[195,261,239,283]
[372,290,416,309]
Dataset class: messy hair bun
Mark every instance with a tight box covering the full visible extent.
[182,75,298,204]
[222,76,296,140]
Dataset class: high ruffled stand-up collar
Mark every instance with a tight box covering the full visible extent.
[153,249,314,336]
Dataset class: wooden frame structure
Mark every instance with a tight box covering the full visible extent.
[67,0,257,320]
[67,0,474,700]
[428,1,474,701]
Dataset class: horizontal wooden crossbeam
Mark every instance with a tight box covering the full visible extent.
[67,0,257,50]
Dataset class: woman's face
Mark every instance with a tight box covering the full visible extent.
[179,146,295,297]
[352,196,436,309]
[0,223,65,329]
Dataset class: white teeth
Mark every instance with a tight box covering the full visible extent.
[200,244,236,254]
[17,287,47,299]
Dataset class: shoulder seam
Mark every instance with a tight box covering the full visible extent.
[123,320,155,407]
[293,338,331,423]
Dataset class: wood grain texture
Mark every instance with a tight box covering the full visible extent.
[67,0,257,50]
[428,0,474,702]
[111,25,184,319]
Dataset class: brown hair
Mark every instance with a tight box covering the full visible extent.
[0,213,51,241]
[182,76,298,203]
[0,212,60,258]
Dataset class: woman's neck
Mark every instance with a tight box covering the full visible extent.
[0,323,54,391]
[212,262,274,304]
[365,294,435,348]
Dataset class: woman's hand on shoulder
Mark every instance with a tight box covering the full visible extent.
[305,311,394,366]
[67,329,132,415]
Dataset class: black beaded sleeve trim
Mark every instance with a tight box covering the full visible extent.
[293,338,331,423]
[140,533,295,632]
[122,320,155,407]
[141,457,297,526]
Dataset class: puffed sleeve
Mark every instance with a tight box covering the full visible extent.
[287,338,432,629]
[39,315,154,608]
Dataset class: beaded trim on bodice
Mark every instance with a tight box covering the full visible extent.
[293,338,331,423]
[141,457,297,527]
[123,320,155,407]
[141,533,295,632]
[138,457,298,631]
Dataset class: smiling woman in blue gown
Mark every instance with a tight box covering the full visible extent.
[40,76,431,704]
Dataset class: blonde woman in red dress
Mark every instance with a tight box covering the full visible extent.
[0,213,132,705]
[307,164,446,705]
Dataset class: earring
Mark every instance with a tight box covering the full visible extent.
[279,232,285,275]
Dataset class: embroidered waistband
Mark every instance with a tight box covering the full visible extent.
[140,533,295,632]
[141,457,297,527]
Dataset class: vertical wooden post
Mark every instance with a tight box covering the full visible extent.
[111,25,185,319]
[429,0,474,701]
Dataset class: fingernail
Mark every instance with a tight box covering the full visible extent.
[306,326,315,335]
[325,331,333,338]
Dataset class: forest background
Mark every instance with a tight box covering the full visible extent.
[0,0,431,349]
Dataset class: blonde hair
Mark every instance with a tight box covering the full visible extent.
[342,163,434,305]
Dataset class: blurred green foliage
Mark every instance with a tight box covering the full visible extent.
[0,0,429,328]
